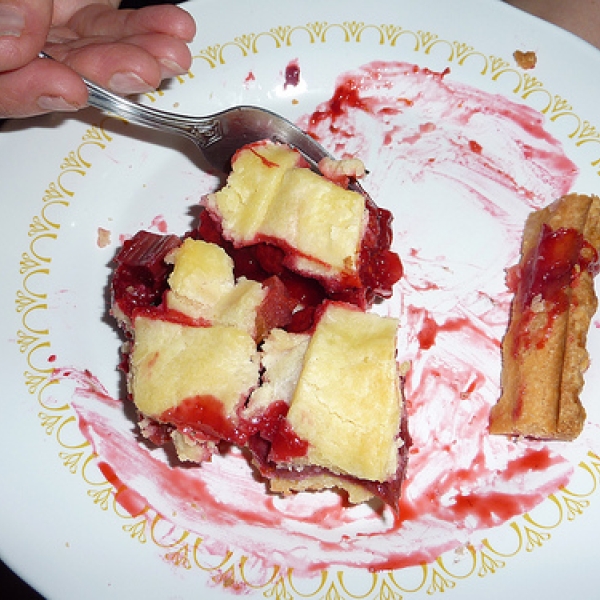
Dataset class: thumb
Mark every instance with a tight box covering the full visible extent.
[0,0,53,72]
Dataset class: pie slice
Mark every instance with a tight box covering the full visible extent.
[113,237,408,507]
[489,194,600,440]
[110,142,409,509]
[199,140,402,315]
[120,239,268,462]
[130,316,259,462]
[244,301,409,507]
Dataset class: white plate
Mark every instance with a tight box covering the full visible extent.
[3,0,600,597]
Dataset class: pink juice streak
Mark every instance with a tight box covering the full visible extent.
[62,61,591,574]
[300,60,583,562]
[149,215,169,233]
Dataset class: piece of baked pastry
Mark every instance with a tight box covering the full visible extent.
[244,301,409,507]
[110,144,409,508]
[199,140,402,318]
[112,237,408,507]
[489,194,600,440]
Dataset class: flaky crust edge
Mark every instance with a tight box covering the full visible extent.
[489,193,600,441]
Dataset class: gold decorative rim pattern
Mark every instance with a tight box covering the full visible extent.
[14,19,600,599]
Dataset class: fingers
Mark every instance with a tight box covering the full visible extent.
[119,32,194,80]
[67,4,196,43]
[0,0,52,70]
[0,0,87,118]
[47,38,164,94]
[44,2,196,96]
[0,56,87,117]
[45,28,194,94]
[122,4,196,43]
[0,2,197,118]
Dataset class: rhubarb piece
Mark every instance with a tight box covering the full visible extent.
[490,194,600,440]
[111,230,181,325]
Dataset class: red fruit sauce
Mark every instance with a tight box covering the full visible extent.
[61,60,594,577]
[510,224,600,352]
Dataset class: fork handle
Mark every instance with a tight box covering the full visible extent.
[38,52,221,146]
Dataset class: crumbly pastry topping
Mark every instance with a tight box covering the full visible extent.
[283,304,402,482]
[111,142,408,509]
[203,142,367,281]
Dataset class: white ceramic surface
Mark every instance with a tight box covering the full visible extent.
[2,0,600,598]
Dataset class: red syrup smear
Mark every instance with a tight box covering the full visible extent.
[394,307,571,559]
[150,215,169,233]
[250,147,280,168]
[160,395,247,446]
[64,361,572,573]
[98,461,148,517]
[510,224,600,353]
[416,313,438,350]
[70,61,589,575]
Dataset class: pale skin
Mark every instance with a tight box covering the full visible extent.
[505,0,600,50]
[0,0,196,118]
[1,1,598,119]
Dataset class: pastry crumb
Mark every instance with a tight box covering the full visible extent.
[514,50,537,70]
[97,227,111,248]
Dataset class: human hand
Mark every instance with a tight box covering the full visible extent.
[0,0,196,118]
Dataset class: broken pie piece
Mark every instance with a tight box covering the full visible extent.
[200,140,402,311]
[489,194,600,440]
[245,302,408,506]
[125,239,266,462]
[131,317,259,462]
[115,240,408,508]
[110,143,409,509]
[203,141,365,285]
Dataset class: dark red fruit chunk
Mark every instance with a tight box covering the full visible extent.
[255,276,296,341]
[112,231,180,319]
[246,400,309,462]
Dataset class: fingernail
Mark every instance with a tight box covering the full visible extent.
[108,72,154,94]
[37,95,80,112]
[0,5,25,37]
[158,58,187,79]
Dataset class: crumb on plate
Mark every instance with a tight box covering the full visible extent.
[514,50,537,70]
[97,227,111,248]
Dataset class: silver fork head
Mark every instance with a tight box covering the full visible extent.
[204,106,334,173]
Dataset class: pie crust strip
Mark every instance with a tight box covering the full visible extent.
[490,194,600,440]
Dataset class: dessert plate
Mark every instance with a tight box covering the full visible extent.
[2,0,600,598]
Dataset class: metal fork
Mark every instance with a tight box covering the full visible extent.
[40,51,336,175]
